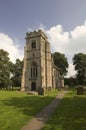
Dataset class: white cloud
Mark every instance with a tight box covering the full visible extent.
[46,25,69,53]
[0,33,23,63]
[27,22,86,77]
[28,24,45,32]
[46,23,86,54]
[1,21,86,77]
[66,64,77,78]
[27,28,33,32]
[44,21,86,77]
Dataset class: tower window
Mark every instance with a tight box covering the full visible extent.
[31,61,37,78]
[32,40,36,49]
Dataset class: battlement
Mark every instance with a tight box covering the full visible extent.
[26,30,48,39]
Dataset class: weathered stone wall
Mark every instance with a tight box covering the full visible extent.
[21,30,64,92]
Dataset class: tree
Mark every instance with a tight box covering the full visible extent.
[0,49,13,89]
[64,77,78,87]
[53,52,68,76]
[73,53,86,85]
[11,59,23,87]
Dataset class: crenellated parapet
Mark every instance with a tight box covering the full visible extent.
[26,30,48,40]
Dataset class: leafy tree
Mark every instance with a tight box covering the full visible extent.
[64,77,78,87]
[0,49,13,89]
[73,53,86,85]
[53,52,68,76]
[11,59,23,87]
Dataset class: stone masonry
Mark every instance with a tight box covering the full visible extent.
[21,30,64,92]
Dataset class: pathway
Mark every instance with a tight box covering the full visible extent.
[21,90,67,130]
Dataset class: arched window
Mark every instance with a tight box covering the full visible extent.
[31,61,37,78]
[32,40,36,49]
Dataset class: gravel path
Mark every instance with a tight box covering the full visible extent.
[21,90,67,130]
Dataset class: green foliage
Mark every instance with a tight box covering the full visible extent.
[0,49,23,88]
[53,52,68,76]
[73,53,86,85]
[0,49,13,89]
[64,77,78,87]
[0,90,58,130]
[42,90,86,130]
[11,59,23,87]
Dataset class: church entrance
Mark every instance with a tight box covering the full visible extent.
[31,82,36,91]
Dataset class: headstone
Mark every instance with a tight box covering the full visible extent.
[77,87,84,95]
[38,88,45,95]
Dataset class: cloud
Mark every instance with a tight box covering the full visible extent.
[28,24,46,32]
[66,64,77,78]
[1,21,86,77]
[46,23,86,55]
[44,21,86,77]
[46,25,69,53]
[0,33,23,63]
[38,24,45,31]
[27,22,86,77]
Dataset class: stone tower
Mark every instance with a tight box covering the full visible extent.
[21,30,52,91]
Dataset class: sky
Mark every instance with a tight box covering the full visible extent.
[0,0,86,77]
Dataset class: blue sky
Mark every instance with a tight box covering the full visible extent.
[0,0,86,77]
[0,0,86,40]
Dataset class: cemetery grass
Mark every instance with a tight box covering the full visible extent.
[42,89,86,130]
[0,90,58,130]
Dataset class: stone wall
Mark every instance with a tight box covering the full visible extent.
[21,30,64,92]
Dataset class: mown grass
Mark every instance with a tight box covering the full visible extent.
[42,89,86,130]
[0,90,58,130]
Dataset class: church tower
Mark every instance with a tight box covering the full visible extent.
[21,30,52,91]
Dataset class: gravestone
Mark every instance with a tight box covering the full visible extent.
[77,87,84,95]
[38,88,45,95]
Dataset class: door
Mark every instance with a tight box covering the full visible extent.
[31,82,36,91]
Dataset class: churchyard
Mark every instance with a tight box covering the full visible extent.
[42,89,86,130]
[0,88,86,130]
[0,90,58,130]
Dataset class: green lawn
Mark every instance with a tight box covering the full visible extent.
[0,90,58,130]
[42,90,86,130]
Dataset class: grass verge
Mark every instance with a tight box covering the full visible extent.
[0,90,58,130]
[42,90,86,130]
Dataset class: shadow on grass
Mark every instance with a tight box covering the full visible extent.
[0,91,58,130]
[42,94,86,130]
[1,95,55,118]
